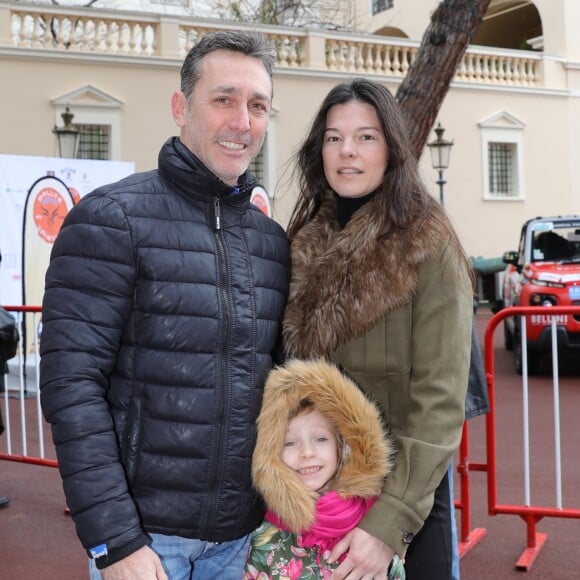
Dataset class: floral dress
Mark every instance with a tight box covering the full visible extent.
[243,521,338,580]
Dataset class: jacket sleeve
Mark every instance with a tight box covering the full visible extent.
[39,193,149,566]
[465,321,489,420]
[359,240,472,556]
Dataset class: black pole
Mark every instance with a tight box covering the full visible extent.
[437,169,446,207]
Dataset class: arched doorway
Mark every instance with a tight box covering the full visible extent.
[473,0,542,51]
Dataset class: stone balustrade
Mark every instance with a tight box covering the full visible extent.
[8,4,157,55]
[1,1,541,86]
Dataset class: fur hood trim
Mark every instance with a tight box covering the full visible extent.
[283,194,448,358]
[252,359,393,533]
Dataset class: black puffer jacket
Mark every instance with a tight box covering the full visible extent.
[40,137,290,568]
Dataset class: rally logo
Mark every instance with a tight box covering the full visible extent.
[250,185,272,217]
[68,187,81,204]
[33,187,68,243]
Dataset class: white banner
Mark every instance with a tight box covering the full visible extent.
[0,154,134,306]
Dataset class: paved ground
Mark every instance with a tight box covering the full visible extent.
[1,306,579,579]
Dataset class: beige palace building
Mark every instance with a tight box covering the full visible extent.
[1,0,579,259]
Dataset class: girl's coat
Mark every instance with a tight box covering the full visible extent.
[252,358,393,533]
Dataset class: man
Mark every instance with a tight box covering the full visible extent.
[40,31,289,580]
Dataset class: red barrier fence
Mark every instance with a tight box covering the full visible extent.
[455,305,580,571]
[0,305,56,467]
[455,420,488,557]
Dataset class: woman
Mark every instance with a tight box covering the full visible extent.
[283,78,473,579]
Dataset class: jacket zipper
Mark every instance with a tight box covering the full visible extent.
[201,196,231,537]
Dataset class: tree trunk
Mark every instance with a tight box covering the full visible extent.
[396,0,492,159]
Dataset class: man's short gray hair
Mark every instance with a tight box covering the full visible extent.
[180,31,276,100]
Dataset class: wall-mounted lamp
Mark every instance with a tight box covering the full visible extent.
[52,106,80,158]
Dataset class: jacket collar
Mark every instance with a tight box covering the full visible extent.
[252,359,392,533]
[158,137,258,209]
[283,194,445,358]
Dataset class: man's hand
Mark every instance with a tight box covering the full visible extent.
[328,527,395,580]
[101,546,167,580]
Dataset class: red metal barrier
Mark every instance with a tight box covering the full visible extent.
[454,305,580,569]
[482,306,580,570]
[0,453,57,467]
[455,420,488,558]
[0,305,56,467]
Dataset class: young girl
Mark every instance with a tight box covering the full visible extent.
[244,359,404,580]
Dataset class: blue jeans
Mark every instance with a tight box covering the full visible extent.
[449,460,460,580]
[89,532,251,580]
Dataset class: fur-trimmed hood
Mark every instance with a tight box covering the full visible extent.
[252,359,393,533]
[283,194,449,358]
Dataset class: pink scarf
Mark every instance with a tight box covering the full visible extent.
[265,491,376,554]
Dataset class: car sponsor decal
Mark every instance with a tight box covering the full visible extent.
[533,272,580,284]
[530,314,568,325]
[536,272,562,283]
[532,222,554,232]
[569,286,580,299]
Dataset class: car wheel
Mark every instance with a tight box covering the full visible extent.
[504,319,514,351]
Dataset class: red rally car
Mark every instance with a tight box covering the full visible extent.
[502,215,580,374]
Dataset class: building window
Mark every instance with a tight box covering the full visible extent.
[479,111,525,200]
[53,85,123,161]
[76,124,110,160]
[250,128,275,195]
[250,113,276,198]
[372,0,394,15]
[249,150,264,183]
[488,142,515,197]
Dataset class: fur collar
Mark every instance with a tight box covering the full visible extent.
[283,194,446,358]
[252,359,393,533]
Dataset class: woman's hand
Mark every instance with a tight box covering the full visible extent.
[328,527,395,580]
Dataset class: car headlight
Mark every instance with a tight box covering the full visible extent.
[529,293,557,306]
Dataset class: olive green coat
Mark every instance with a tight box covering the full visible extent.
[283,195,472,556]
